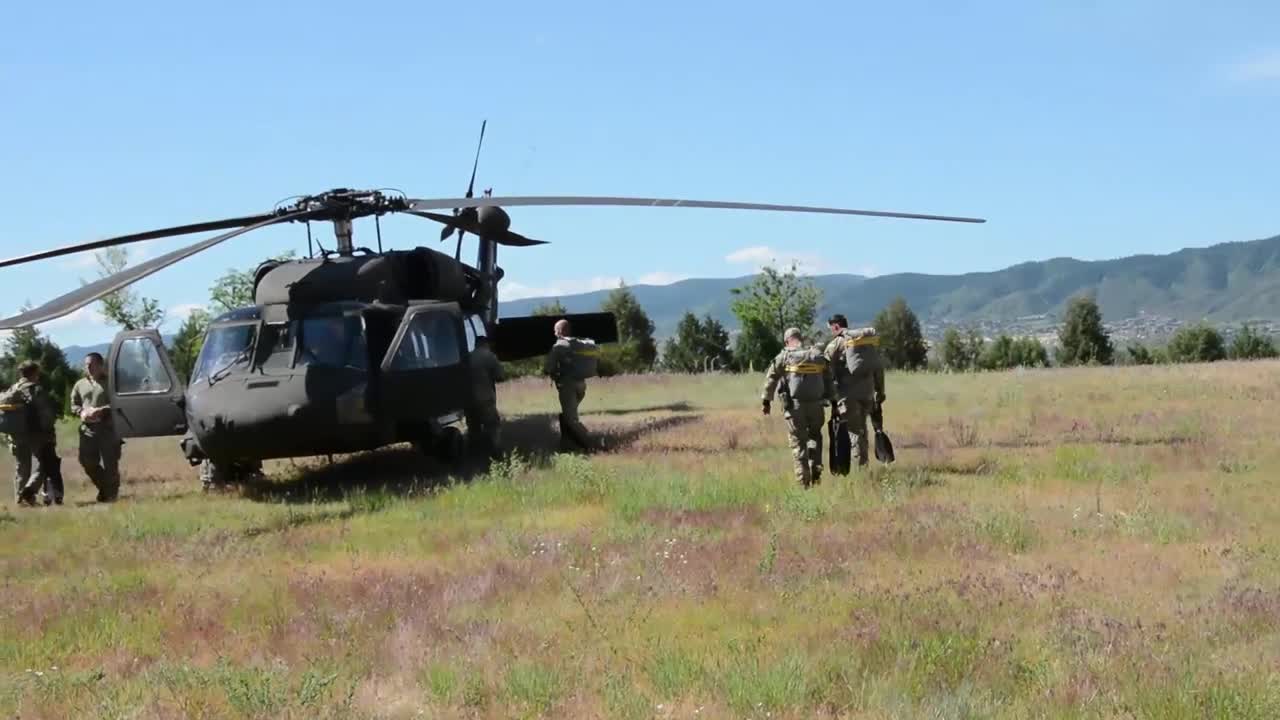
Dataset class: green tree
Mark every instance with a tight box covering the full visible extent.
[600,283,657,371]
[171,309,211,384]
[662,312,732,372]
[981,335,1049,370]
[1166,323,1226,363]
[1228,324,1278,360]
[732,319,783,372]
[210,251,296,314]
[532,299,568,317]
[93,247,164,329]
[1126,343,1155,365]
[1011,337,1050,368]
[729,262,821,371]
[0,323,77,416]
[1055,294,1113,366]
[940,327,984,371]
[873,297,929,370]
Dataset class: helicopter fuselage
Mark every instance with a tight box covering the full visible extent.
[176,299,478,464]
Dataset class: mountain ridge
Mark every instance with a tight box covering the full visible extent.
[499,234,1280,338]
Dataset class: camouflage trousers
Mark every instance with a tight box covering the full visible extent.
[467,401,502,457]
[78,430,122,501]
[783,401,826,487]
[839,395,875,468]
[556,381,592,451]
[12,440,58,503]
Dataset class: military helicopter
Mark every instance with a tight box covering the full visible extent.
[0,128,985,483]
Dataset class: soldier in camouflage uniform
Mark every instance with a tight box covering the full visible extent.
[543,319,595,451]
[467,335,505,457]
[825,314,886,469]
[70,353,122,502]
[762,327,838,487]
[4,361,59,506]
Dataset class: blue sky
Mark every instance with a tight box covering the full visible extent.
[2,1,1278,347]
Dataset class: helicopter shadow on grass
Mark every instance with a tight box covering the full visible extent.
[582,401,694,417]
[241,411,701,505]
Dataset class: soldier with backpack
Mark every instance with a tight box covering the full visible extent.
[761,328,838,487]
[825,314,889,471]
[543,318,599,451]
[1,361,60,507]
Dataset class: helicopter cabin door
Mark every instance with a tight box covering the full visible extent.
[379,303,470,420]
[106,329,188,437]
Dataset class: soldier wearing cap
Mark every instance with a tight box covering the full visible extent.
[825,314,886,470]
[761,327,838,487]
[4,361,59,506]
[543,319,597,451]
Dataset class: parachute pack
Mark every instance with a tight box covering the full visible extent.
[0,384,35,436]
[782,348,827,403]
[565,337,599,380]
[843,327,883,379]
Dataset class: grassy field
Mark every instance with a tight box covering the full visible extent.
[4,363,1280,719]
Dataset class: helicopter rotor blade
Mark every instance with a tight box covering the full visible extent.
[0,213,281,270]
[406,210,548,247]
[0,210,315,330]
[406,195,986,224]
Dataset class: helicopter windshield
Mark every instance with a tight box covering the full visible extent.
[192,323,257,383]
[299,314,368,370]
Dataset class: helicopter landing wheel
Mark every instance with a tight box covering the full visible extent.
[432,426,466,464]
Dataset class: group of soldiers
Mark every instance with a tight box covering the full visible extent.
[468,314,885,484]
[464,318,598,458]
[3,353,123,506]
[761,313,888,487]
[5,314,877,504]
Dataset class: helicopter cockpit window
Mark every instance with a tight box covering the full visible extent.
[390,311,461,371]
[192,324,257,384]
[258,322,296,370]
[116,337,174,394]
[299,315,368,370]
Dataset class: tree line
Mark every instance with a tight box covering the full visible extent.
[5,253,1279,410]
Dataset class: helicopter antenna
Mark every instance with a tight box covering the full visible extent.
[305,221,314,258]
[449,120,487,261]
[375,214,384,254]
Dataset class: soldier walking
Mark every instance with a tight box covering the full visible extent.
[71,352,121,502]
[543,319,598,452]
[825,314,886,471]
[467,335,505,458]
[2,361,60,506]
[762,327,837,487]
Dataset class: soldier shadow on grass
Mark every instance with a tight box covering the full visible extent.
[241,411,701,505]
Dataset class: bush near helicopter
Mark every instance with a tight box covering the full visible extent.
[0,151,984,485]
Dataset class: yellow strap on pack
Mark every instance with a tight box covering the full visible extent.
[0,404,19,412]
[574,348,601,358]
[845,335,880,348]
[785,363,824,374]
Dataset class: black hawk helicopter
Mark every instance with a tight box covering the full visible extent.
[0,131,985,482]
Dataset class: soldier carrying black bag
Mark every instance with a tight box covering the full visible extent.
[824,315,894,473]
